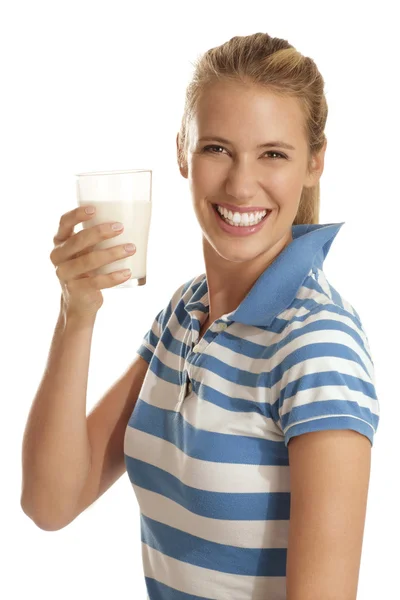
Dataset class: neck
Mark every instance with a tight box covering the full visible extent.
[202,231,292,320]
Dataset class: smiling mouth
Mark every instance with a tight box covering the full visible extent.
[212,202,272,214]
[211,203,271,223]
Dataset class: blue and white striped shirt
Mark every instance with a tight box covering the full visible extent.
[124,222,380,600]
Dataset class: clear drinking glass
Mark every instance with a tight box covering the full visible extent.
[76,169,152,288]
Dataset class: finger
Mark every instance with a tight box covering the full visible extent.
[70,268,132,289]
[74,243,97,260]
[50,223,121,268]
[94,269,132,288]
[56,241,134,281]
[53,206,96,245]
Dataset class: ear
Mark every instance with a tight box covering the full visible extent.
[304,138,327,189]
[176,132,188,179]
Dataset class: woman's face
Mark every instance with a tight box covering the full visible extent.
[177,81,326,265]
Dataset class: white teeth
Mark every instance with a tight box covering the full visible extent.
[216,205,268,226]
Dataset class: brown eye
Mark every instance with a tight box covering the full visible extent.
[265,151,286,159]
[202,145,225,154]
[202,146,287,159]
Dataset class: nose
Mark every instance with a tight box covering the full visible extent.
[224,161,259,201]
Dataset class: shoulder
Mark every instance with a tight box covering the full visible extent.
[277,296,379,448]
[284,281,374,376]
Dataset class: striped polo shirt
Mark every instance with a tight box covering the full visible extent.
[124,221,380,600]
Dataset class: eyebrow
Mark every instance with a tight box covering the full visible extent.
[198,136,296,151]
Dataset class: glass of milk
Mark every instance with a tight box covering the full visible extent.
[76,169,152,288]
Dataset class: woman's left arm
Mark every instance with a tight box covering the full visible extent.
[286,428,371,600]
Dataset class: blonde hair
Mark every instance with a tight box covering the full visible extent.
[178,32,328,225]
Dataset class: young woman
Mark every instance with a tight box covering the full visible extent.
[21,32,379,600]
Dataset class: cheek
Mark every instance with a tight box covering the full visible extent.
[191,158,224,191]
[263,169,303,202]
[263,168,292,187]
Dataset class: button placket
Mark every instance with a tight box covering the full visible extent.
[179,372,191,403]
[193,321,229,352]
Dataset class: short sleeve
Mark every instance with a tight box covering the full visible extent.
[277,310,380,447]
[136,280,190,365]
[136,307,167,365]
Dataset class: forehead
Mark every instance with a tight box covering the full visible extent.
[190,81,305,144]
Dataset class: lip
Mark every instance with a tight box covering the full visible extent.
[212,203,272,236]
[213,202,272,214]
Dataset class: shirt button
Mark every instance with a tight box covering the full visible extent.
[217,322,228,331]
[193,344,200,353]
[187,382,192,394]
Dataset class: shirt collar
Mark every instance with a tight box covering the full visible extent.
[186,222,345,328]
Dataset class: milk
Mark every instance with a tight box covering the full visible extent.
[80,200,152,285]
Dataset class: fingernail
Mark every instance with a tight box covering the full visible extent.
[112,222,124,231]
[85,206,96,214]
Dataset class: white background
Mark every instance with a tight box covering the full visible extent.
[2,1,397,598]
